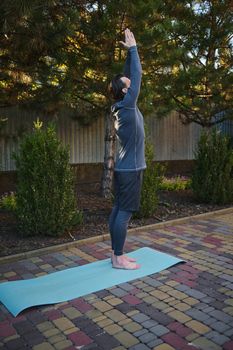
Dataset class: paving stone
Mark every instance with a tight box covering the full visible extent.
[93,301,112,312]
[123,322,142,333]
[206,331,230,345]
[153,345,176,350]
[185,320,210,334]
[139,332,156,343]
[54,340,72,350]
[61,307,82,319]
[167,310,191,323]
[53,318,74,332]
[36,321,54,332]
[183,297,199,306]
[68,330,93,347]
[110,288,128,297]
[46,332,65,344]
[161,332,188,349]
[210,321,230,333]
[14,320,36,335]
[141,320,158,329]
[225,328,233,337]
[97,318,113,328]
[133,329,148,337]
[202,317,217,326]
[105,310,126,322]
[22,331,45,346]
[107,297,123,306]
[4,337,28,350]
[186,309,210,321]
[104,324,122,335]
[223,340,233,350]
[43,328,60,338]
[119,283,135,292]
[150,325,169,336]
[94,332,120,349]
[129,344,150,350]
[147,338,163,348]
[114,331,139,348]
[191,336,222,350]
[209,310,233,323]
[143,278,163,288]
[174,302,190,312]
[33,342,55,350]
[119,318,132,326]
[131,313,150,323]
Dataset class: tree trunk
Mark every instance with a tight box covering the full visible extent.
[101,111,116,198]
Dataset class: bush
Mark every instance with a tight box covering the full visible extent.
[191,128,233,204]
[137,138,164,218]
[14,120,82,236]
[159,176,191,191]
[0,192,17,211]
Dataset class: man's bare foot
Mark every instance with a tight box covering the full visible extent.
[111,251,136,263]
[112,254,140,270]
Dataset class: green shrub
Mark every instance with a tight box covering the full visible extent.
[191,128,233,204]
[0,192,17,211]
[159,176,191,191]
[14,120,82,236]
[137,138,165,218]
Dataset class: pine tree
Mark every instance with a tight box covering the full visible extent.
[139,0,233,127]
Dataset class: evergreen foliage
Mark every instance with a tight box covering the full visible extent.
[1,1,232,127]
[191,128,233,204]
[14,120,82,236]
[137,135,164,218]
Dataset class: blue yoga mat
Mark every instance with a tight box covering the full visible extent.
[0,247,183,316]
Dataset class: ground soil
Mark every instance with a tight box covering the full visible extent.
[0,183,231,258]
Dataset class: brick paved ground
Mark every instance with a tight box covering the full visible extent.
[0,210,233,350]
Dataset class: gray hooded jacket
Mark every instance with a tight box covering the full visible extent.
[111,46,146,172]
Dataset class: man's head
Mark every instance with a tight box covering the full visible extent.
[109,74,131,101]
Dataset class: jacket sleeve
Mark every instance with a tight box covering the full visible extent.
[123,46,142,107]
[123,50,131,78]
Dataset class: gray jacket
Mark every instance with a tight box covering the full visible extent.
[112,46,146,172]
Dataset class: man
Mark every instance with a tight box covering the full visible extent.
[109,29,146,270]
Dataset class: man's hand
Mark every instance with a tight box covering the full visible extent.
[119,28,136,49]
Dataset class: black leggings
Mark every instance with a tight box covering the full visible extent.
[109,205,132,256]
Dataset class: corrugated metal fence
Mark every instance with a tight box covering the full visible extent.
[0,107,232,171]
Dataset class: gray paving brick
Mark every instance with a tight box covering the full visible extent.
[141,320,158,329]
[133,329,148,337]
[221,274,233,283]
[227,283,233,290]
[203,317,218,326]
[211,321,231,333]
[186,309,210,321]
[176,284,190,292]
[206,331,230,345]
[131,313,150,323]
[129,344,151,350]
[110,287,128,297]
[209,310,233,323]
[150,325,169,336]
[139,332,156,344]
[185,289,207,299]
[22,273,35,279]
[147,339,163,348]
[201,297,216,304]
[142,277,162,288]
[225,328,233,337]
[118,282,135,291]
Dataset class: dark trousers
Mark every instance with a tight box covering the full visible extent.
[109,206,132,256]
[109,170,143,256]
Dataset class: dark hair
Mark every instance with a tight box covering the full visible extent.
[109,74,126,101]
